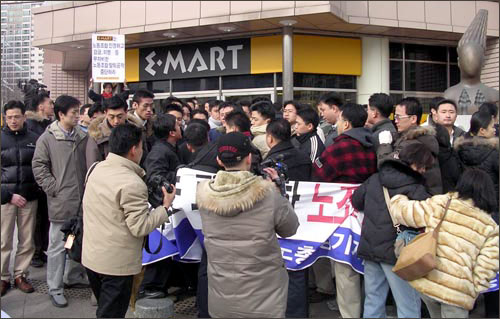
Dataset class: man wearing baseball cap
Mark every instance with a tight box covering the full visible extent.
[196,132,299,318]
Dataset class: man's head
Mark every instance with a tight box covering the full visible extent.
[163,103,184,128]
[88,103,104,120]
[337,103,367,136]
[479,102,499,123]
[54,95,81,129]
[192,109,209,122]
[250,102,275,127]
[186,98,197,109]
[283,100,301,125]
[295,107,320,135]
[238,100,251,118]
[79,104,92,127]
[103,82,113,94]
[109,123,143,164]
[182,104,192,125]
[266,118,291,149]
[428,96,444,124]
[32,92,54,118]
[208,100,221,121]
[225,110,251,133]
[153,113,182,144]
[3,100,26,131]
[394,97,422,132]
[399,142,435,175]
[216,132,253,170]
[184,122,209,153]
[132,89,155,121]
[367,93,393,125]
[105,96,128,128]
[434,99,458,128]
[318,92,343,125]
[219,102,240,128]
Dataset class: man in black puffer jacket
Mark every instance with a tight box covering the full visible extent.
[352,142,435,318]
[1,100,40,296]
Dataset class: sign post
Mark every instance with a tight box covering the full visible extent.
[92,34,125,83]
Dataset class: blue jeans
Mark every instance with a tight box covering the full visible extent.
[363,260,421,318]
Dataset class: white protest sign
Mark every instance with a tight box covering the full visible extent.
[92,34,125,83]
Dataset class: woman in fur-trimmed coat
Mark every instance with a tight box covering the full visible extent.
[389,168,499,318]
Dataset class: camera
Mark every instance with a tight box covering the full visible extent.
[18,79,50,111]
[258,154,288,197]
[147,174,174,208]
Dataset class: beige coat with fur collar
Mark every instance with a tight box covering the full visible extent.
[390,192,499,310]
[196,171,299,318]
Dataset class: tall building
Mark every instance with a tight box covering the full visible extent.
[1,0,44,105]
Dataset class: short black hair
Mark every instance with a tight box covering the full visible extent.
[469,111,493,136]
[31,92,50,112]
[266,118,291,142]
[80,103,92,115]
[237,99,251,107]
[429,96,444,112]
[319,92,344,109]
[479,102,499,119]
[368,93,393,118]
[105,95,128,111]
[399,142,435,171]
[456,168,497,214]
[153,113,177,139]
[184,122,209,149]
[103,82,113,89]
[163,96,183,106]
[109,123,143,156]
[208,100,222,112]
[186,98,197,105]
[3,100,26,114]
[436,99,457,111]
[251,96,272,105]
[297,107,320,131]
[192,109,209,121]
[283,100,302,112]
[251,101,276,121]
[54,95,80,121]
[88,103,104,118]
[340,103,367,128]
[162,103,183,115]
[132,89,154,104]
[225,110,251,132]
[397,97,422,125]
[188,118,210,132]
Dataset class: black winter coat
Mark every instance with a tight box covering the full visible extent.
[1,125,40,204]
[25,111,52,137]
[291,131,325,163]
[188,142,220,174]
[267,140,312,181]
[434,124,463,193]
[352,159,431,265]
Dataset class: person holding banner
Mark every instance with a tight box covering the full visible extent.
[389,168,499,318]
[196,132,299,318]
[88,78,129,106]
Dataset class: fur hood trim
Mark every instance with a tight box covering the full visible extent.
[453,135,499,151]
[88,114,144,141]
[25,111,46,123]
[196,171,274,217]
[402,125,436,141]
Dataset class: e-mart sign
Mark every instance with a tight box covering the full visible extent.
[125,35,362,82]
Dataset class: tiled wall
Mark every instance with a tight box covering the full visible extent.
[481,37,499,90]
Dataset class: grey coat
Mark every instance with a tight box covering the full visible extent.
[32,121,88,222]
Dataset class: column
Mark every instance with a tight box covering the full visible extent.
[282,26,294,102]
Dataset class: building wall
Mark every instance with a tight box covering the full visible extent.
[481,37,499,90]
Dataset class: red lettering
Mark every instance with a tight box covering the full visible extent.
[307,184,334,223]
[333,186,359,224]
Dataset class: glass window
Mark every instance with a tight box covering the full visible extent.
[127,82,149,95]
[390,61,403,91]
[449,48,458,63]
[390,42,403,59]
[450,64,460,86]
[293,73,356,89]
[405,43,447,62]
[172,77,219,92]
[151,80,170,93]
[277,90,357,107]
[222,74,273,90]
[405,62,447,92]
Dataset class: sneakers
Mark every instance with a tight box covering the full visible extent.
[50,293,68,308]
[1,280,10,296]
[14,276,34,293]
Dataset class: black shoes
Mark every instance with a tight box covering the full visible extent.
[137,289,166,300]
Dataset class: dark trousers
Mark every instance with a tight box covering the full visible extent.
[33,192,49,260]
[286,269,309,318]
[197,250,210,318]
[86,268,134,318]
[484,290,499,318]
[140,258,199,292]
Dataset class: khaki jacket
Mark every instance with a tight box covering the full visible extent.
[197,171,299,318]
[390,193,499,310]
[32,121,88,222]
[82,152,169,276]
[251,124,270,159]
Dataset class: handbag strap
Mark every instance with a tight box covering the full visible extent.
[433,197,452,236]
[76,161,100,217]
[383,186,401,233]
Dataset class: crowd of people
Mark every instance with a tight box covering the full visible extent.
[1,82,499,318]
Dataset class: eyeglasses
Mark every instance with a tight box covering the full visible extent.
[394,115,412,121]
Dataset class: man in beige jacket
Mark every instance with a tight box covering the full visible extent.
[82,123,176,318]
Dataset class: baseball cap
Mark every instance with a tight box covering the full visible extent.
[217,132,252,164]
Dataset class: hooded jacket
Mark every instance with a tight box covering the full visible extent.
[267,140,312,181]
[291,131,325,163]
[378,125,443,195]
[352,158,431,265]
[251,124,270,159]
[390,193,499,310]
[313,127,377,183]
[1,125,40,204]
[85,114,143,169]
[196,171,299,318]
[454,135,499,200]
[32,121,88,222]
[25,111,52,136]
